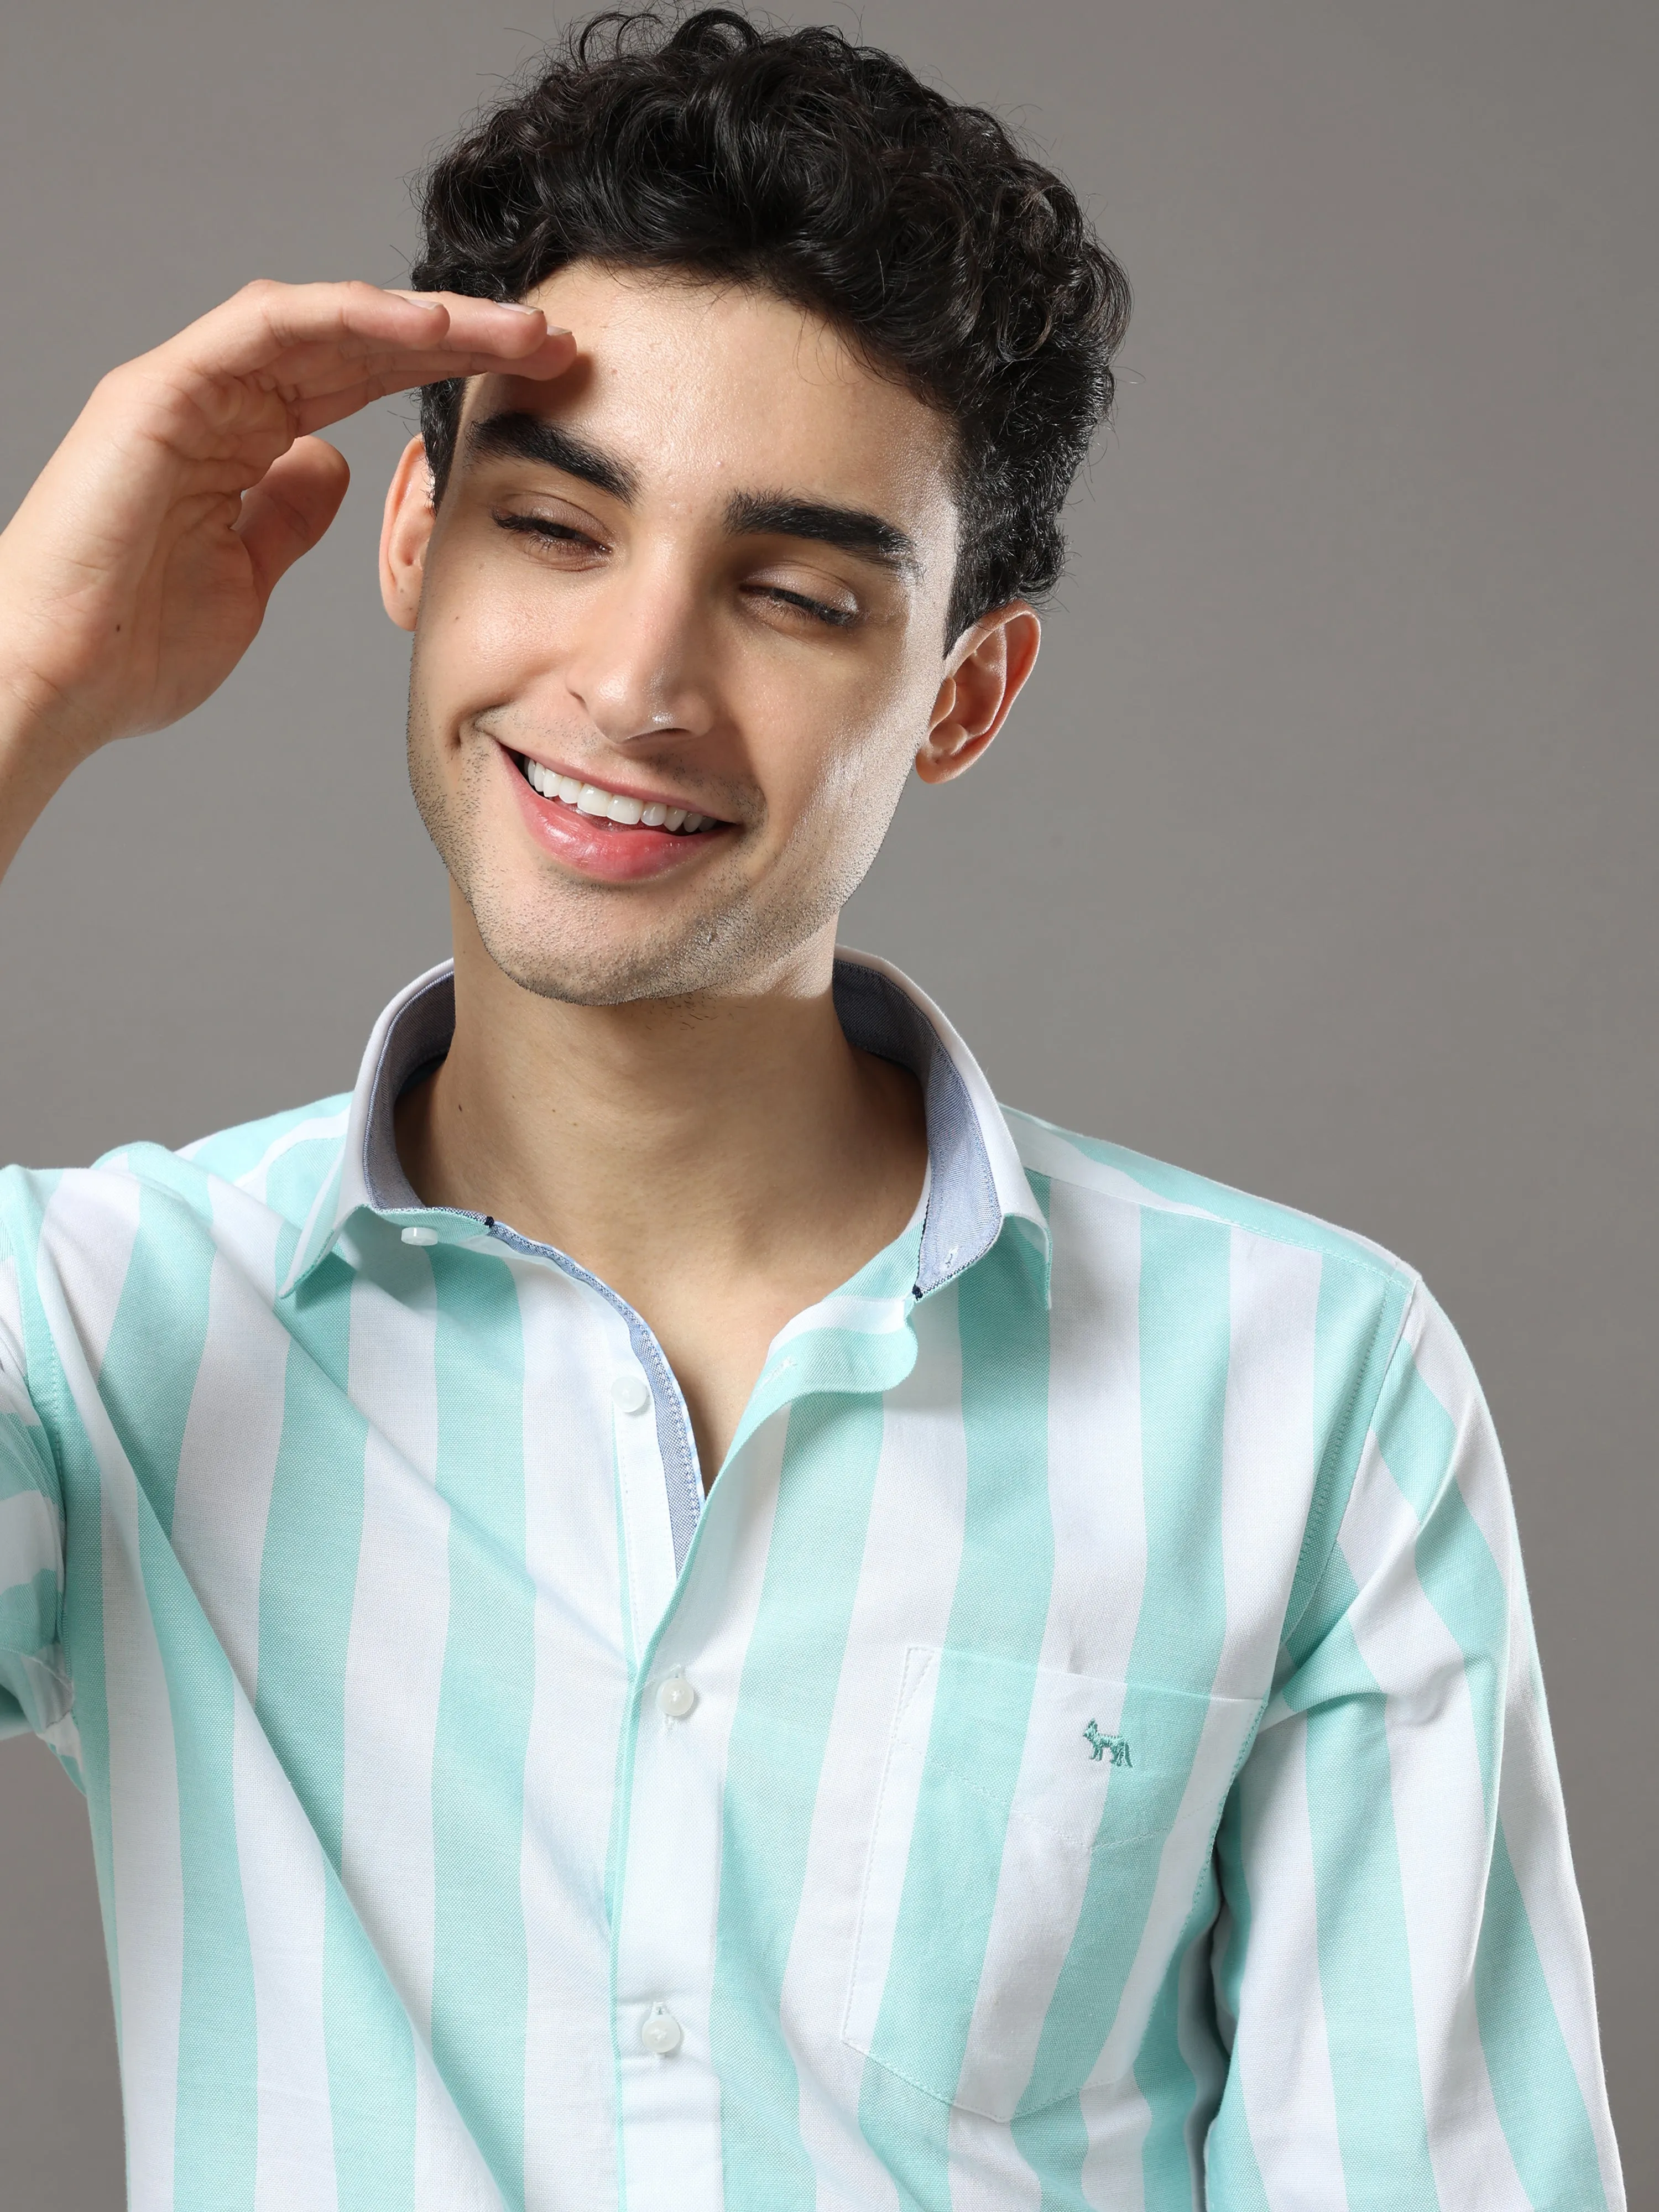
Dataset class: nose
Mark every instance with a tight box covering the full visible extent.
[561,546,717,747]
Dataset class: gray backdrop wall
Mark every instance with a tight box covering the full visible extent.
[1,1,1652,2201]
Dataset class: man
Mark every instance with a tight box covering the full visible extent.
[0,10,1624,2209]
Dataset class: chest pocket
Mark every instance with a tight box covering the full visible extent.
[843,1645,1259,2122]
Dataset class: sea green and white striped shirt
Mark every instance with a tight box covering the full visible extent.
[0,953,1623,2211]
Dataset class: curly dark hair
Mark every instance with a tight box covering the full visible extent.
[412,8,1129,641]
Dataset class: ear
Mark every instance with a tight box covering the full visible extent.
[379,435,438,633]
[916,603,1041,785]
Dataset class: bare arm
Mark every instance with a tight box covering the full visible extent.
[0,279,573,878]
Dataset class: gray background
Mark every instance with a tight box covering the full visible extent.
[0,0,1652,2200]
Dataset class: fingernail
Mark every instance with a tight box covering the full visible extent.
[501,302,544,317]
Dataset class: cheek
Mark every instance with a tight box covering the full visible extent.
[415,548,576,721]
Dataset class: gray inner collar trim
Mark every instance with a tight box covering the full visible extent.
[362,959,1003,1295]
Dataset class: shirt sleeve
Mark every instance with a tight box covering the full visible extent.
[0,1233,71,1749]
[1205,1280,1625,2211]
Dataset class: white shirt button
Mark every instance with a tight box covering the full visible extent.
[655,1674,697,1720]
[640,2004,682,2055]
[400,1225,439,1247]
[611,1373,651,1415]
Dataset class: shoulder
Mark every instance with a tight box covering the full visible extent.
[1003,1103,1415,1292]
[0,1090,353,1261]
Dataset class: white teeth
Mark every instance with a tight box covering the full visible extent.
[520,758,714,833]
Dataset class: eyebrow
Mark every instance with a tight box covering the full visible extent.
[466,411,638,503]
[724,492,920,580]
[465,410,919,580]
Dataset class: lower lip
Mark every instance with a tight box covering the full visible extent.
[501,749,731,883]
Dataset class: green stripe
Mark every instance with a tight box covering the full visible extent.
[1014,1209,1233,2197]
[98,1177,214,1543]
[859,1243,1053,2206]
[1474,1819,1607,2209]
[711,1391,885,2211]
[0,1567,59,1667]
[254,1259,404,2204]
[100,1187,257,2205]
[1136,1876,1223,2212]
[1287,1259,1410,1645]
[429,1246,534,2208]
[1296,1600,1441,2208]
[175,1096,351,1188]
[324,1887,420,2212]
[1203,1783,1274,2210]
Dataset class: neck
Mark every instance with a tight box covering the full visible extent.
[395,889,927,1310]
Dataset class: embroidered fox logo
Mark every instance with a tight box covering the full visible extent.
[1084,1720,1131,1767]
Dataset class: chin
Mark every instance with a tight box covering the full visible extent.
[468,891,770,1008]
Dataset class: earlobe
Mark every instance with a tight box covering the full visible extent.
[916,602,1041,786]
[379,435,437,633]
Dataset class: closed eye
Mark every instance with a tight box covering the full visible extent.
[747,585,859,629]
[492,511,606,553]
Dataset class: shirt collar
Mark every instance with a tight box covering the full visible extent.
[280,950,1051,1300]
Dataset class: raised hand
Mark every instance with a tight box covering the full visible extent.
[0,280,572,840]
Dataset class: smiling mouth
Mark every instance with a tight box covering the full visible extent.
[514,754,724,834]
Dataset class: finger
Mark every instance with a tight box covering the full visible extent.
[173,279,562,383]
[233,436,351,604]
[287,335,577,439]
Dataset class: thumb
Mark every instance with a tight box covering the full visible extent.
[235,436,351,603]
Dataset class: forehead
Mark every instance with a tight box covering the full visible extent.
[460,260,958,542]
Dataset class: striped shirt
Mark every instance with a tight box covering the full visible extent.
[0,952,1623,2212]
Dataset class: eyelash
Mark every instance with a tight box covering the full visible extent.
[491,512,858,630]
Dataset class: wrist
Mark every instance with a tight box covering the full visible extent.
[0,664,86,864]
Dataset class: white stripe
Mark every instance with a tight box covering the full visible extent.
[1076,2070,1152,2212]
[842,1639,946,2065]
[232,1692,338,2211]
[1338,1445,1528,2209]
[769,1291,912,1352]
[519,1270,634,2204]
[614,1397,786,2212]
[337,1255,473,2209]
[169,1202,287,1691]
[0,1250,43,1425]
[40,1171,183,2212]
[1037,1181,1148,1683]
[1220,1234,1322,1693]
[786,1285,969,2212]
[1227,1712,1348,2209]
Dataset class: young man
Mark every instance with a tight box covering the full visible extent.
[0,12,1624,2210]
